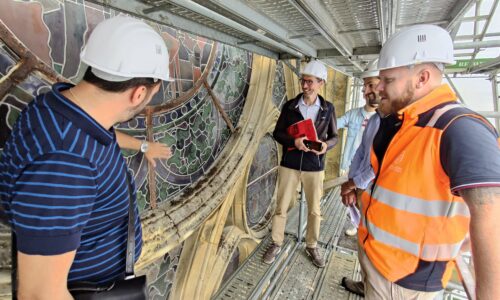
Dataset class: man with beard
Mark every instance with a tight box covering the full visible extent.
[338,60,395,297]
[264,60,338,268]
[358,24,500,299]
[337,59,381,176]
[337,60,381,238]
[0,16,171,299]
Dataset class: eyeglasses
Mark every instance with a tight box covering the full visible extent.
[299,78,320,86]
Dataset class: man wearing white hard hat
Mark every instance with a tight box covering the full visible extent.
[263,60,339,268]
[356,24,500,299]
[0,16,171,298]
[337,59,381,175]
[338,58,396,297]
[336,59,381,239]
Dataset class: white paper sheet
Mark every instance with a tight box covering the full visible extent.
[348,205,360,228]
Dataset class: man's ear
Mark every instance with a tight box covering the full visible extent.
[130,86,148,106]
[416,67,431,89]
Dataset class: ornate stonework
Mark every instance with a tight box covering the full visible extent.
[0,1,347,299]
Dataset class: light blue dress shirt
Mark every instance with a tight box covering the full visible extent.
[337,107,376,170]
[348,112,381,189]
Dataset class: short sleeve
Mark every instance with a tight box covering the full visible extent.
[441,116,500,195]
[12,152,97,255]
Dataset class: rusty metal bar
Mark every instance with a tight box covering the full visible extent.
[203,79,236,133]
[148,43,218,114]
[145,107,158,209]
[0,57,35,97]
[0,19,65,85]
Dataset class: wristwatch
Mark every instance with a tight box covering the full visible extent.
[140,141,149,153]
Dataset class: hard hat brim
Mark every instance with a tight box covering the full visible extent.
[89,65,174,82]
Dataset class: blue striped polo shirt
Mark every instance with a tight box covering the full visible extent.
[0,82,142,284]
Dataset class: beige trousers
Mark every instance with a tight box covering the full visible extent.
[271,166,324,248]
[358,246,441,300]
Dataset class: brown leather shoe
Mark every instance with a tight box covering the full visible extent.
[263,243,281,264]
[305,247,325,268]
[341,277,365,297]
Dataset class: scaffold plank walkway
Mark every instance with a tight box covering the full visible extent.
[213,187,363,300]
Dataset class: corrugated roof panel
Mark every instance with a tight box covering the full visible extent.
[323,0,379,30]
[110,0,497,74]
[246,0,320,38]
[322,0,380,47]
[167,4,255,39]
[397,0,457,26]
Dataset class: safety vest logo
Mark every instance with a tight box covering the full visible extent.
[388,151,405,173]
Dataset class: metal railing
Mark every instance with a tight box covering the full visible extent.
[455,252,475,300]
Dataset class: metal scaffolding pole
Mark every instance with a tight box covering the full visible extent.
[454,40,500,49]
[466,0,500,72]
[445,74,466,104]
[165,0,304,58]
[476,111,500,119]
[492,73,500,129]
[298,187,305,243]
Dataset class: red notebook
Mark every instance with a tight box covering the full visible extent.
[287,119,318,141]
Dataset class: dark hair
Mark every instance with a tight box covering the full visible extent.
[82,67,159,92]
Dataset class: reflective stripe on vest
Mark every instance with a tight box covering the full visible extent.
[421,241,463,261]
[372,184,470,218]
[425,104,463,127]
[365,218,464,261]
[366,219,420,257]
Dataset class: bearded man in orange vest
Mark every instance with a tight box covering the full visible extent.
[354,24,500,299]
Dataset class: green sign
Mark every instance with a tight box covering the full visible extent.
[447,58,493,69]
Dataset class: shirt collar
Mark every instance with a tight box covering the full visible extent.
[44,82,115,146]
[298,96,321,107]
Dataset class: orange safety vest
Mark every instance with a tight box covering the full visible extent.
[358,84,498,287]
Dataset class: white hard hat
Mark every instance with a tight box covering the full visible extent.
[361,59,379,79]
[301,60,328,82]
[378,24,455,71]
[81,16,172,82]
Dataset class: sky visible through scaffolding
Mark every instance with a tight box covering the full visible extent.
[446,0,499,127]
